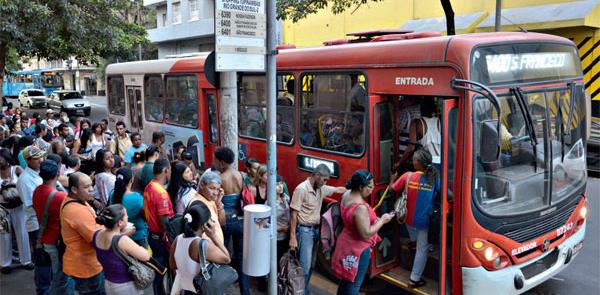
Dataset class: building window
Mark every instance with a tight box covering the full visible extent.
[165,75,198,128]
[144,75,164,122]
[160,12,167,27]
[172,2,181,24]
[189,0,199,21]
[299,73,367,156]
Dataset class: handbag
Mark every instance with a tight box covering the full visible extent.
[278,250,305,295]
[111,235,156,290]
[393,172,412,224]
[1,182,23,209]
[34,191,57,267]
[193,238,238,295]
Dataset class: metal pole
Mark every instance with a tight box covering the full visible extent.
[219,71,239,169]
[266,0,278,293]
[495,0,502,32]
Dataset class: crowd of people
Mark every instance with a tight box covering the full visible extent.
[0,102,441,295]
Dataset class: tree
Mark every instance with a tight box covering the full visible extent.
[0,0,147,98]
[277,0,455,34]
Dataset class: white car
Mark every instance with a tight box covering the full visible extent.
[18,89,48,109]
[47,90,91,116]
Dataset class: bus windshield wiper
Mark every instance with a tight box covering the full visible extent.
[511,87,538,171]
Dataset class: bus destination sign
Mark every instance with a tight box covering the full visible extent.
[297,154,340,178]
[215,0,266,72]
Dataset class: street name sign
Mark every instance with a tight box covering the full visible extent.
[215,0,266,72]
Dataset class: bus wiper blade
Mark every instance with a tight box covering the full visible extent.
[511,87,538,171]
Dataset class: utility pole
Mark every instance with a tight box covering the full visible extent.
[219,71,238,169]
[495,0,502,32]
[266,0,278,293]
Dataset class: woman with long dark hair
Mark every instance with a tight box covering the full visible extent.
[167,162,197,214]
[93,204,150,294]
[90,123,108,159]
[73,127,94,174]
[169,201,231,295]
[94,149,116,206]
[390,148,440,288]
[332,170,394,295]
[111,167,148,247]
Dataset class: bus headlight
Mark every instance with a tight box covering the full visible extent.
[580,204,588,219]
[469,239,511,271]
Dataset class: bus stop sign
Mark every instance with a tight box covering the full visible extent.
[215,0,266,72]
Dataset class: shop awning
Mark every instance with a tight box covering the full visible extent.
[476,0,600,31]
[400,12,488,34]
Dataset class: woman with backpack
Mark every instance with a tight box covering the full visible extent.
[332,170,394,295]
[390,148,440,288]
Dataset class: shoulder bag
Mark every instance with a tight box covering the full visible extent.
[111,235,156,290]
[393,172,412,224]
[193,238,238,295]
[0,182,22,209]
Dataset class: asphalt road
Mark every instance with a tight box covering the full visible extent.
[2,96,598,294]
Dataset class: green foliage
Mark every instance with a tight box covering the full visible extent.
[5,47,22,72]
[277,0,383,22]
[0,0,148,65]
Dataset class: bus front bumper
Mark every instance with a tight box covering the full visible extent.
[462,222,586,295]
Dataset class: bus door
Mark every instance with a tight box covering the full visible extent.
[126,86,143,133]
[202,89,219,169]
[439,98,459,295]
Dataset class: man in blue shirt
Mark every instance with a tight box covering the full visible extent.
[124,132,147,166]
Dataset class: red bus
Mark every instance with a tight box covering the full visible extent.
[106,32,589,294]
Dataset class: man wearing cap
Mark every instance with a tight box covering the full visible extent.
[32,160,73,295]
[41,109,59,130]
[16,146,47,294]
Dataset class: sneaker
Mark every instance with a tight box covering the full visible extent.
[409,279,426,288]
[22,262,35,270]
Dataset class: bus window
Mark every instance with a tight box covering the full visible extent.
[300,73,367,156]
[108,76,126,115]
[239,74,296,143]
[165,75,198,128]
[144,75,164,122]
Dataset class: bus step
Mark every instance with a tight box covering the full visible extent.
[378,267,438,295]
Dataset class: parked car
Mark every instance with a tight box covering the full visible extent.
[47,90,91,116]
[18,89,48,108]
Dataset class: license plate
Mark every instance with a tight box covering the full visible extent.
[77,109,84,114]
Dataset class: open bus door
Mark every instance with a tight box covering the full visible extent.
[202,88,220,169]
[371,96,458,295]
[126,86,143,133]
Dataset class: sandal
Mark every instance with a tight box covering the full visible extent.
[409,279,426,288]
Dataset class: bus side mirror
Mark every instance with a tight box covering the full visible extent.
[480,120,500,163]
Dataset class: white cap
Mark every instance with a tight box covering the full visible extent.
[46,109,54,113]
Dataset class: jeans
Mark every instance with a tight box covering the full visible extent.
[43,244,74,295]
[72,272,106,295]
[223,212,250,295]
[29,230,51,295]
[149,233,169,295]
[296,225,319,295]
[104,280,142,295]
[336,248,370,295]
[407,225,429,281]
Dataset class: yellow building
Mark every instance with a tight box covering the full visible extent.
[282,0,600,101]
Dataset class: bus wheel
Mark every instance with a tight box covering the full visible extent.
[315,242,386,294]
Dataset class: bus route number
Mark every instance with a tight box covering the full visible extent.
[221,11,231,18]
[556,222,574,236]
[221,28,231,36]
[221,20,231,27]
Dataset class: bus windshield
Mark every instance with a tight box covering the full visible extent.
[41,73,63,87]
[473,86,586,216]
